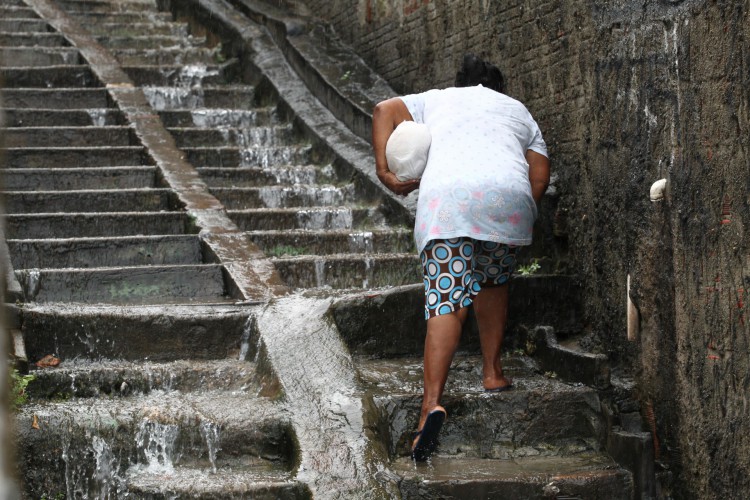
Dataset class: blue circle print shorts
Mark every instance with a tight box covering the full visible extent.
[421,237,518,320]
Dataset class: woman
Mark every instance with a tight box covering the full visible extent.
[372,54,550,461]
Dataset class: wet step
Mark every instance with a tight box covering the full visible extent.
[82,22,189,37]
[5,146,151,168]
[0,64,98,88]
[27,359,259,399]
[3,166,158,190]
[19,303,254,361]
[229,207,388,231]
[124,467,309,500]
[3,212,196,239]
[1,126,136,147]
[248,228,414,256]
[271,253,420,289]
[0,47,83,66]
[160,107,278,128]
[110,47,222,66]
[143,85,257,110]
[4,188,175,213]
[357,355,605,459]
[96,34,208,50]
[391,453,632,500]
[197,165,337,188]
[7,234,203,269]
[63,11,173,24]
[184,145,314,168]
[16,390,302,499]
[1,88,113,108]
[57,0,161,14]
[1,108,125,127]
[168,124,297,148]
[0,18,52,33]
[0,32,68,47]
[15,263,233,304]
[123,61,237,86]
[211,185,356,210]
[0,6,39,18]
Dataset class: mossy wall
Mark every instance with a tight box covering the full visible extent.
[299,0,750,497]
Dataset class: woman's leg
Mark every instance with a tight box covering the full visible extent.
[417,307,468,431]
[471,242,517,390]
[473,284,512,390]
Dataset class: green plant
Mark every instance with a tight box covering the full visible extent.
[10,368,35,410]
[267,244,307,257]
[517,259,541,276]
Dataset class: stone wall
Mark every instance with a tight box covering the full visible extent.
[297,0,750,497]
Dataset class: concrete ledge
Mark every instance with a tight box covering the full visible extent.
[529,325,611,389]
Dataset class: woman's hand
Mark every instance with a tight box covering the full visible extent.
[372,98,417,196]
[377,170,421,196]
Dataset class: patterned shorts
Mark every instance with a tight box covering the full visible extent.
[421,237,518,320]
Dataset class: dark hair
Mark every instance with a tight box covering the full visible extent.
[455,53,505,93]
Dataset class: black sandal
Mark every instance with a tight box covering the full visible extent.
[411,408,446,462]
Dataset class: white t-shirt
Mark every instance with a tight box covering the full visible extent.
[399,85,548,253]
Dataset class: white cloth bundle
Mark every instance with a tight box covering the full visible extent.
[385,120,432,181]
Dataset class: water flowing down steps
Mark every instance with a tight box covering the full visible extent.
[1,0,649,497]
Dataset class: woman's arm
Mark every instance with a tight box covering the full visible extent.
[372,98,421,196]
[526,149,550,205]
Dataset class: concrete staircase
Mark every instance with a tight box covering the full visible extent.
[1,0,648,498]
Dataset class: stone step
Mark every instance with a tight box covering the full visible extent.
[3,188,175,213]
[0,32,68,47]
[7,234,203,269]
[1,108,125,126]
[15,263,233,304]
[124,467,309,500]
[16,391,299,499]
[197,165,336,187]
[271,253,420,289]
[0,18,51,33]
[183,145,314,168]
[228,207,387,231]
[3,212,196,239]
[18,303,254,361]
[159,107,278,128]
[64,11,173,24]
[82,21,189,37]
[1,65,99,87]
[357,355,604,458]
[0,6,39,19]
[1,88,111,108]
[143,85,256,110]
[27,359,259,399]
[329,277,583,357]
[5,146,151,168]
[168,124,296,148]
[0,47,82,66]
[391,453,632,500]
[3,166,158,190]
[57,0,160,14]
[96,34,207,50]
[111,47,222,66]
[210,185,356,209]
[15,264,237,304]
[122,61,236,86]
[247,228,414,256]
[1,126,136,147]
